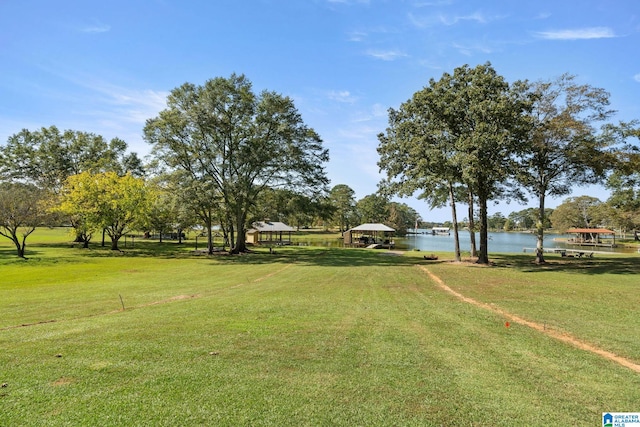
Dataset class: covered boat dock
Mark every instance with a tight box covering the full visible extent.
[343,223,396,249]
[565,228,617,248]
[246,221,295,246]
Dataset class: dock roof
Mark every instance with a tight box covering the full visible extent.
[349,223,395,232]
[566,228,615,234]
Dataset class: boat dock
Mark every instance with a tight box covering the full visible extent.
[522,247,618,257]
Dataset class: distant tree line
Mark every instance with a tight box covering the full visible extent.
[3,67,638,260]
[0,74,423,259]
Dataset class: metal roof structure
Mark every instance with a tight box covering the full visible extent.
[349,223,395,232]
[249,221,295,232]
[566,228,615,234]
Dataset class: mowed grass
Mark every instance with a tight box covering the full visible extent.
[1,229,639,426]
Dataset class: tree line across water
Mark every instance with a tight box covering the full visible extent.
[1,64,639,262]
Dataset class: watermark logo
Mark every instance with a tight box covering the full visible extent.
[604,413,613,427]
[603,412,640,427]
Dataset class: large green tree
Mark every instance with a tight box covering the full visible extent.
[0,126,144,191]
[379,63,530,263]
[356,194,389,224]
[377,81,465,261]
[603,122,640,237]
[549,196,604,232]
[144,74,329,254]
[517,74,617,263]
[329,184,357,232]
[0,182,46,258]
[605,172,640,235]
[253,188,322,231]
[386,202,420,235]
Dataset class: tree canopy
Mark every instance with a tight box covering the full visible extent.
[378,63,531,263]
[517,74,617,263]
[56,172,152,251]
[0,182,46,258]
[0,126,143,191]
[144,74,329,254]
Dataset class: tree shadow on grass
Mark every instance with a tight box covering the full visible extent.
[14,240,639,276]
[490,253,640,276]
[0,246,46,263]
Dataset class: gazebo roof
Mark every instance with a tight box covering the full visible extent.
[249,221,295,232]
[566,228,615,234]
[349,223,395,232]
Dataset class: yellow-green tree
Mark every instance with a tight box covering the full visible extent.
[57,172,151,250]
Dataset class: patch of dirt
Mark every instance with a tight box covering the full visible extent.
[52,377,74,386]
[0,319,57,331]
[417,265,640,373]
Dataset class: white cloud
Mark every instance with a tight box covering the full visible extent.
[80,23,111,33]
[438,11,489,26]
[452,41,494,56]
[409,11,501,28]
[535,12,551,20]
[535,27,616,40]
[371,103,387,118]
[347,31,368,42]
[327,90,357,103]
[365,49,408,61]
[634,73,640,83]
[351,103,388,123]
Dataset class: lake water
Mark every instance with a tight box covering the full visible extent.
[294,229,636,254]
[395,229,634,254]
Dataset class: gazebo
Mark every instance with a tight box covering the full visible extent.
[246,221,295,246]
[343,223,396,248]
[565,228,617,248]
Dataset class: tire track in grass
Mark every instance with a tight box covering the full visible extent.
[1,264,294,330]
[417,265,640,374]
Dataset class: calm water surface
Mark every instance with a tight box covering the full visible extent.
[396,230,634,254]
[294,230,636,254]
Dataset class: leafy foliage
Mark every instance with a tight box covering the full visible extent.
[517,74,617,262]
[145,74,329,253]
[56,172,152,250]
[378,63,531,263]
[0,126,143,190]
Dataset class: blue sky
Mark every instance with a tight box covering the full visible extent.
[1,0,639,222]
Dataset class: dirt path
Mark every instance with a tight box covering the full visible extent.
[417,265,640,374]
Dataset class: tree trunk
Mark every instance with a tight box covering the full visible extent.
[177,228,183,244]
[232,211,248,254]
[449,182,461,262]
[535,193,546,264]
[110,236,121,251]
[206,218,213,255]
[467,189,477,257]
[11,235,26,259]
[476,195,489,264]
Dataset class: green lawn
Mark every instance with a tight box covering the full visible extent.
[1,229,639,426]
